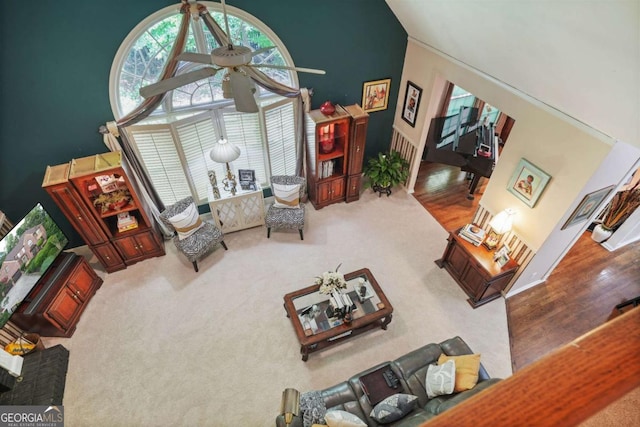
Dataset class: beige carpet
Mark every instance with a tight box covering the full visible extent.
[43,190,512,427]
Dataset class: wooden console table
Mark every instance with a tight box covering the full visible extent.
[207,185,265,233]
[436,228,519,308]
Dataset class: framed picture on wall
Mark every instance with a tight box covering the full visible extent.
[507,158,551,208]
[561,185,614,230]
[362,78,391,113]
[401,81,422,127]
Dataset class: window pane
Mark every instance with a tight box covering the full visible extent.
[126,128,192,205]
[446,85,475,117]
[265,102,297,176]
[175,115,226,204]
[222,111,268,185]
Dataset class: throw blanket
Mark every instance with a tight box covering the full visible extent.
[300,390,326,427]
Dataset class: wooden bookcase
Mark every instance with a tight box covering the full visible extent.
[344,104,369,203]
[42,152,165,272]
[305,104,369,209]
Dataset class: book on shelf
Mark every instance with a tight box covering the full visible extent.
[117,212,138,232]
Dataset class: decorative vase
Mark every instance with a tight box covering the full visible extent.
[320,138,335,154]
[320,101,335,116]
[591,224,613,243]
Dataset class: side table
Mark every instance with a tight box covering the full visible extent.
[208,185,265,233]
[436,228,519,308]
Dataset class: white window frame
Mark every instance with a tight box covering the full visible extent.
[108,2,301,206]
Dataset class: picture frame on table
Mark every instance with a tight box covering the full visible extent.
[238,169,257,191]
[493,243,511,261]
[495,253,511,268]
[561,185,614,230]
[507,158,551,208]
[401,81,422,127]
[362,78,391,113]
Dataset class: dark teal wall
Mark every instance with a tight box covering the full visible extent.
[0,1,407,247]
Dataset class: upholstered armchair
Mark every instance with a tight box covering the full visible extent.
[159,196,227,272]
[266,175,306,240]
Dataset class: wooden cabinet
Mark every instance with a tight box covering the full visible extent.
[305,105,351,209]
[207,185,265,233]
[42,152,164,272]
[344,104,369,203]
[12,252,103,337]
[436,228,519,308]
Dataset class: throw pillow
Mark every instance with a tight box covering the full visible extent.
[273,183,301,209]
[370,393,418,424]
[324,410,367,427]
[300,390,327,427]
[437,353,481,392]
[168,202,204,240]
[425,360,456,399]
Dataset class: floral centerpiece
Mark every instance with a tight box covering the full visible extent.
[316,264,347,295]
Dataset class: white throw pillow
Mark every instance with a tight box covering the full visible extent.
[324,410,367,427]
[168,202,204,240]
[273,183,300,209]
[425,359,456,399]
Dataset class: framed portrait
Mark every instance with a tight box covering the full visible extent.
[507,158,551,208]
[362,78,391,113]
[495,253,511,268]
[401,81,422,127]
[561,185,614,230]
[493,243,512,260]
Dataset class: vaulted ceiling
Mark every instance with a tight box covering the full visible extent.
[385,0,639,148]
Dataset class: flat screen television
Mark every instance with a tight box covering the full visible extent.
[0,203,69,328]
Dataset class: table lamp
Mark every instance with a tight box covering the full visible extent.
[209,137,241,195]
[485,208,515,249]
[280,388,300,426]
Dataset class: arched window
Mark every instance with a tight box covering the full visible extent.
[110,2,300,205]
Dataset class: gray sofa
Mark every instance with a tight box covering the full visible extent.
[276,336,501,426]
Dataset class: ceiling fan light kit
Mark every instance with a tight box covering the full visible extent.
[138,0,326,113]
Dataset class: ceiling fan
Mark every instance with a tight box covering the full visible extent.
[139,0,325,113]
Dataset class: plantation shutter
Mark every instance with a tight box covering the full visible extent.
[264,100,297,177]
[222,111,268,186]
[175,113,226,204]
[126,126,192,205]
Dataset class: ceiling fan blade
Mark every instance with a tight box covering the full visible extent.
[252,64,326,75]
[229,70,258,113]
[251,46,276,57]
[139,67,219,98]
[176,52,213,65]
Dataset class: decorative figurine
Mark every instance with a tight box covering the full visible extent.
[208,170,221,199]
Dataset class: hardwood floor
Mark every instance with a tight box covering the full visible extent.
[412,161,640,372]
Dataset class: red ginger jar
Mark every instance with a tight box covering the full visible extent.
[320,101,335,116]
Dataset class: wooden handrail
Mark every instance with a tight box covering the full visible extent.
[421,308,640,426]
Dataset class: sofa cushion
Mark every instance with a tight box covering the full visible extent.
[370,393,418,424]
[425,377,502,415]
[425,360,456,398]
[437,353,481,392]
[273,183,301,209]
[324,410,367,427]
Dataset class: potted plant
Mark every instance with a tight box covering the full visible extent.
[592,180,640,242]
[363,150,409,197]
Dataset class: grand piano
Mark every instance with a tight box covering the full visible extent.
[424,106,500,199]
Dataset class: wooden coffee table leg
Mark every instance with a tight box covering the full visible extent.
[301,345,309,362]
[381,313,393,330]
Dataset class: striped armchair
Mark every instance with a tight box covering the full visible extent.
[266,175,306,240]
[159,196,227,272]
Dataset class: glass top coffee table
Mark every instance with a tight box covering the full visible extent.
[283,268,393,361]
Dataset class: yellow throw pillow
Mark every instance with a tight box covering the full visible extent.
[437,353,481,392]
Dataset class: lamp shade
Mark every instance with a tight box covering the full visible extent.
[209,138,241,163]
[489,208,515,235]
